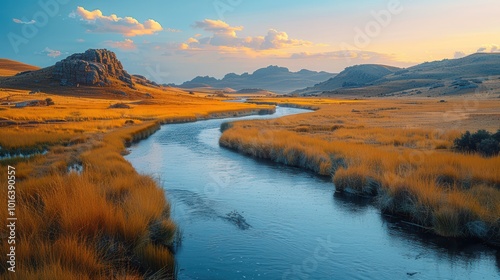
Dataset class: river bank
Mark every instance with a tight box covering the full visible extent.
[127,106,500,279]
[219,98,500,247]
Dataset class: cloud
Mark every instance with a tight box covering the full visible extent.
[186,37,199,44]
[477,44,499,53]
[454,51,466,59]
[194,19,243,37]
[104,39,137,51]
[182,19,312,53]
[76,38,85,43]
[260,29,312,50]
[13,18,35,24]
[73,6,163,36]
[42,47,62,58]
[288,50,395,61]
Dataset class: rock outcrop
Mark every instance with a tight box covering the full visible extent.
[52,49,134,87]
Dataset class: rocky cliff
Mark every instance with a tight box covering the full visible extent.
[52,49,134,87]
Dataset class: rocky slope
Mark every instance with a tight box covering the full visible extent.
[52,49,134,87]
[0,49,171,98]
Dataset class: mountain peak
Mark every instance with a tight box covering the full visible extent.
[52,49,134,87]
[252,65,290,76]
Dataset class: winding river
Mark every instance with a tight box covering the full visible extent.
[125,107,499,280]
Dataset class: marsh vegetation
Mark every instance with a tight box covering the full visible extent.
[220,98,500,244]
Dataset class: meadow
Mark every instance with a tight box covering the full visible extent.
[220,97,500,245]
[0,86,273,279]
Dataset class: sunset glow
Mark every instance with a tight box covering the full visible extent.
[2,0,499,83]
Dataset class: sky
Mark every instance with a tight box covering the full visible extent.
[1,0,499,83]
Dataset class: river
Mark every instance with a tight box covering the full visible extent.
[125,107,499,280]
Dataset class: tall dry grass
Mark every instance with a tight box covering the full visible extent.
[219,98,500,245]
[0,87,278,279]
[3,74,276,278]
[0,122,177,279]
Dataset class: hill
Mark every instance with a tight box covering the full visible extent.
[294,53,500,97]
[295,64,401,94]
[177,65,335,93]
[0,49,188,99]
[0,58,40,76]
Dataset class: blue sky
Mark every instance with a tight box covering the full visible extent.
[1,0,499,83]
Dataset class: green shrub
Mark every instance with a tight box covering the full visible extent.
[478,138,500,157]
[453,129,500,157]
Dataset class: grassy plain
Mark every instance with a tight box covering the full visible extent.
[0,79,273,278]
[220,96,500,244]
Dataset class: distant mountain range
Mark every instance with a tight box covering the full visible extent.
[2,50,499,99]
[293,53,500,97]
[175,66,335,93]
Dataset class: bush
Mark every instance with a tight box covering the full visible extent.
[453,129,500,157]
[108,103,130,109]
[492,130,500,142]
[478,138,500,157]
[470,129,491,145]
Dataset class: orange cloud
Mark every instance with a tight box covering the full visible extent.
[104,39,137,51]
[183,19,312,54]
[260,29,311,50]
[73,6,163,37]
[194,19,243,37]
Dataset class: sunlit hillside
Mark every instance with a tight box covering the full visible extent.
[0,59,40,76]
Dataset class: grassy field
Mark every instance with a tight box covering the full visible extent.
[220,97,500,245]
[0,80,274,278]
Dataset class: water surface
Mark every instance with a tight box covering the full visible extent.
[126,107,499,280]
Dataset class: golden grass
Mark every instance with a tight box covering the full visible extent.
[220,97,500,243]
[0,128,76,152]
[0,123,177,278]
[0,85,274,278]
[0,88,272,122]
[0,58,39,76]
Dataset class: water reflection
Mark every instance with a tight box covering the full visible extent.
[382,213,500,273]
[332,191,373,215]
[334,190,500,274]
[126,107,500,280]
